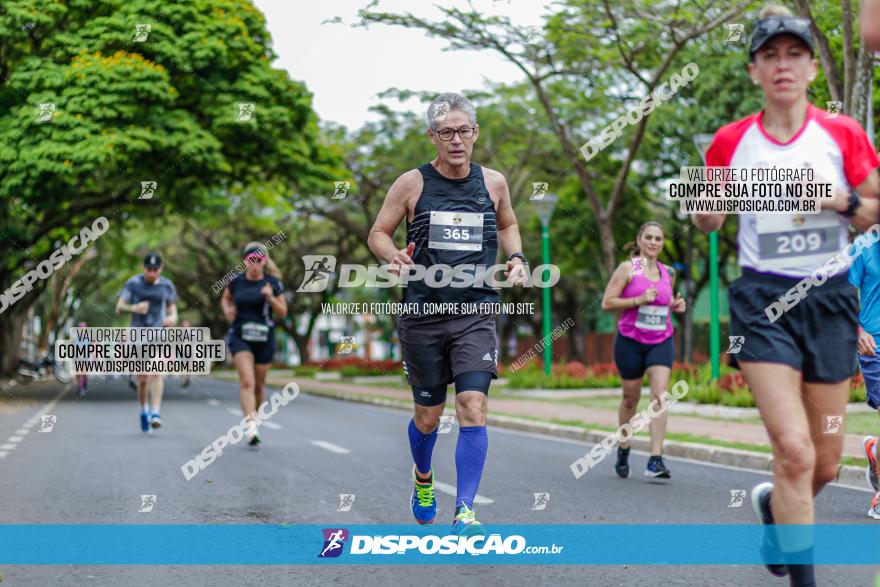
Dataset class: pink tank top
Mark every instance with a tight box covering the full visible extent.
[617,261,674,344]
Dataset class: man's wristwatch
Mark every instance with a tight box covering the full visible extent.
[508,252,527,264]
[842,190,862,218]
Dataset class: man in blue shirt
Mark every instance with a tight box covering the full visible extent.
[116,253,178,433]
[849,234,880,519]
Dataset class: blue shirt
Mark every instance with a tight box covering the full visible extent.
[849,236,880,337]
[118,275,178,327]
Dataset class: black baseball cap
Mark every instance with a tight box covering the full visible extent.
[749,16,814,60]
[143,252,163,269]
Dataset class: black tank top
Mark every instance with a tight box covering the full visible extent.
[403,162,500,311]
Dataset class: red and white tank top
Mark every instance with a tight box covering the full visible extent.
[706,103,878,278]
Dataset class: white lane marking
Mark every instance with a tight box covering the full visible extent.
[207,399,221,407]
[433,481,494,505]
[218,405,283,431]
[309,440,350,454]
[0,388,65,463]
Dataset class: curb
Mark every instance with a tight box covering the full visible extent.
[292,381,870,491]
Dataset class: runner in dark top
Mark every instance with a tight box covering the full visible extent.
[221,242,287,446]
[368,92,528,535]
[115,253,178,433]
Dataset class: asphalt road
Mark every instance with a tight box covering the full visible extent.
[0,376,877,586]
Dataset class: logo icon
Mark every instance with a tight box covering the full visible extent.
[319,528,349,558]
[138,494,157,513]
[727,336,745,355]
[332,181,350,200]
[825,101,843,119]
[430,101,450,123]
[133,24,151,42]
[531,492,550,511]
[139,181,157,200]
[237,102,255,122]
[297,255,337,292]
[438,415,455,434]
[337,494,355,512]
[726,23,744,42]
[39,415,56,432]
[525,26,543,44]
[530,182,548,201]
[728,489,746,508]
[823,414,843,435]
[630,257,646,276]
[36,103,56,123]
[337,336,356,355]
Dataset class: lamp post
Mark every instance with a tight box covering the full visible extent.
[532,194,558,376]
[693,134,720,381]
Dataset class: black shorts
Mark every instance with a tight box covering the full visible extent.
[397,313,498,406]
[613,334,675,380]
[227,329,275,365]
[729,268,859,383]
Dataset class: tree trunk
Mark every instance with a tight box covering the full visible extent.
[0,308,27,377]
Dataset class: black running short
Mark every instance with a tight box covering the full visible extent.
[613,334,675,380]
[227,329,275,365]
[397,313,498,406]
[728,268,859,383]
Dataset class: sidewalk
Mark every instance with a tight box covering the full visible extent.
[231,373,868,460]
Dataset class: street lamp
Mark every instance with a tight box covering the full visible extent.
[693,134,720,381]
[532,194,558,376]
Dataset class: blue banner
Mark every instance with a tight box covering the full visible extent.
[1,524,878,565]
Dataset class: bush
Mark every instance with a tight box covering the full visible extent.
[304,357,402,377]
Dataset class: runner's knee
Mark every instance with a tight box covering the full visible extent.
[772,435,815,478]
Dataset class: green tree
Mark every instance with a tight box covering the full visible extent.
[0,0,338,374]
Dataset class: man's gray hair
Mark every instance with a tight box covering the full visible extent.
[426,93,477,131]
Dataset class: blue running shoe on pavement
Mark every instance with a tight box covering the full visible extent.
[645,455,671,478]
[411,467,436,524]
[452,504,484,537]
[150,413,162,429]
[140,412,150,433]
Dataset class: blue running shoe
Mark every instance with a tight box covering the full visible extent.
[452,504,484,537]
[411,467,436,524]
[645,455,671,478]
[140,412,150,433]
[150,413,162,429]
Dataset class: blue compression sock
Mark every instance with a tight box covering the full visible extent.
[455,425,488,509]
[408,418,438,476]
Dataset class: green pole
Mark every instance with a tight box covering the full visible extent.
[542,225,552,375]
[709,230,720,380]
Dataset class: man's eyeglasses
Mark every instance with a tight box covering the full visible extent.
[434,127,475,141]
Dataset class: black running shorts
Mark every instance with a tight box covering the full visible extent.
[397,313,498,406]
[728,268,859,383]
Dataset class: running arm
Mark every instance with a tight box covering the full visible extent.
[601,263,642,311]
[368,170,421,265]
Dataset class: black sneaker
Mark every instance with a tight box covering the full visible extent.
[644,455,671,478]
[750,482,788,577]
[615,447,630,478]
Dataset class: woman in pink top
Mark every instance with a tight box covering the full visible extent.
[602,221,685,479]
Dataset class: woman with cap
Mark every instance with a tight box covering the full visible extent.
[602,221,685,479]
[221,242,287,446]
[695,5,880,585]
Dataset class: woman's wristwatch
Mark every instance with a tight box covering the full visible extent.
[508,252,527,264]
